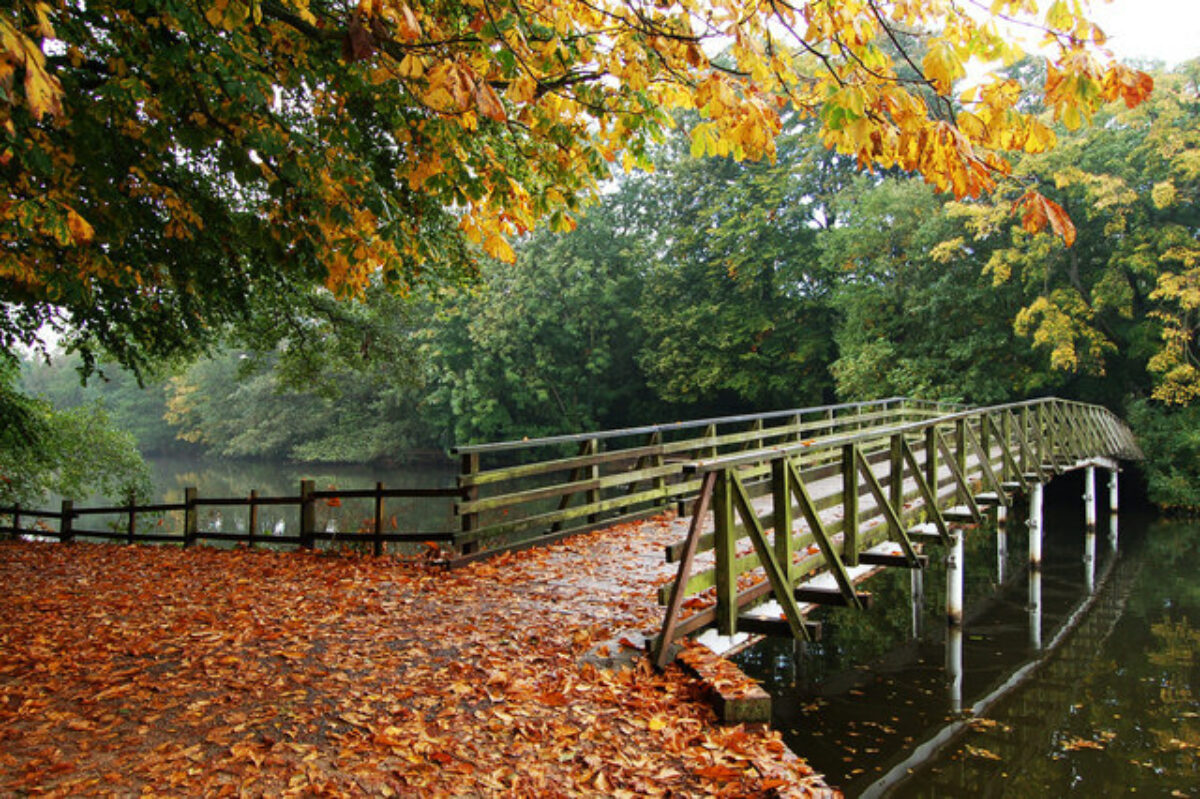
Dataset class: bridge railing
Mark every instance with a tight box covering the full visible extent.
[652,397,1140,665]
[450,397,959,561]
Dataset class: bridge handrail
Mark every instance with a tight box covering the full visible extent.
[685,397,1138,474]
[449,397,964,560]
[451,396,951,455]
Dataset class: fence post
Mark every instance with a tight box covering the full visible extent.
[300,479,316,549]
[60,500,73,542]
[248,490,258,548]
[373,481,384,557]
[460,452,479,556]
[12,504,20,537]
[127,495,136,545]
[183,487,198,547]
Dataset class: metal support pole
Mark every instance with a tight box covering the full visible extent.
[946,529,964,628]
[1109,469,1120,551]
[1029,482,1043,572]
[1084,529,1097,595]
[1084,465,1097,534]
[1029,569,1043,651]
[946,626,964,715]
[1029,481,1043,651]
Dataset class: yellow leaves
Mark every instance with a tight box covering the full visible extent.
[1015,291,1114,373]
[1153,181,1178,210]
[0,17,63,121]
[65,208,94,245]
[922,41,966,94]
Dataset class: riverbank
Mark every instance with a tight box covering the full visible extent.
[0,525,833,796]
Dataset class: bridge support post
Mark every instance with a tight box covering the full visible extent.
[1084,465,1097,534]
[946,626,964,715]
[946,529,964,628]
[1108,469,1119,551]
[1028,481,1043,651]
[1084,528,1097,595]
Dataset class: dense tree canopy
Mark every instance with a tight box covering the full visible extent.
[2,0,1153,371]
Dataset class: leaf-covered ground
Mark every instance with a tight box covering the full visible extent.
[0,517,833,797]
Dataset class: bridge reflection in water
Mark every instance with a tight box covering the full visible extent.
[735,477,1148,797]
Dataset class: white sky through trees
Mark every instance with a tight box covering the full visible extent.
[1088,0,1200,65]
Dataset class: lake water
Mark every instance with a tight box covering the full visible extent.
[735,476,1200,797]
[34,456,460,546]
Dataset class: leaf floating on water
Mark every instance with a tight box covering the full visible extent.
[964,745,1002,761]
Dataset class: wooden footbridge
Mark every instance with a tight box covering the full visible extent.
[3,396,1141,674]
[451,396,1140,667]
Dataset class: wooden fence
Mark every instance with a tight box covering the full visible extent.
[0,480,462,557]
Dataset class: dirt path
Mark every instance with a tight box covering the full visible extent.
[0,521,834,797]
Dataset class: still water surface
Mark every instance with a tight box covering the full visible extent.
[129,456,458,542]
[736,481,1200,797]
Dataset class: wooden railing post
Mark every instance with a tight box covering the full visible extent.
[713,469,738,636]
[586,438,601,523]
[842,443,859,567]
[183,487,198,547]
[459,453,479,555]
[925,425,939,500]
[373,482,385,557]
[300,479,316,549]
[248,490,259,548]
[59,500,73,542]
[1020,406,1031,476]
[954,418,967,505]
[889,434,903,541]
[1000,411,1012,483]
[771,458,794,582]
[12,504,20,537]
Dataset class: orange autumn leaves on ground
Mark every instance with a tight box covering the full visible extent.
[1,0,1152,302]
[0,539,830,797]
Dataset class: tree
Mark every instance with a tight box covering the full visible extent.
[956,60,1200,405]
[635,122,843,409]
[1,360,150,506]
[2,0,1153,372]
[424,201,653,444]
[823,175,1059,404]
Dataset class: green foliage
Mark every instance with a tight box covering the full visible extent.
[425,201,653,444]
[823,177,1059,404]
[1127,400,1200,511]
[1,359,150,506]
[634,126,842,410]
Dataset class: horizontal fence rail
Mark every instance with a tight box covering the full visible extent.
[652,397,1141,666]
[0,480,462,557]
[450,398,962,561]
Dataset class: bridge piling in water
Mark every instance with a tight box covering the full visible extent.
[1029,481,1045,651]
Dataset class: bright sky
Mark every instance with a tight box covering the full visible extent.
[1083,0,1200,65]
